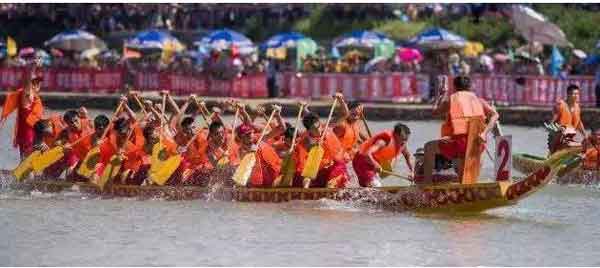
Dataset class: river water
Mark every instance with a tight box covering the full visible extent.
[2,110,600,266]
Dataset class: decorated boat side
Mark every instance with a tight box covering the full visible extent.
[8,154,566,214]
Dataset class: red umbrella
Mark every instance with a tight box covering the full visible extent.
[493,53,509,62]
[397,47,423,62]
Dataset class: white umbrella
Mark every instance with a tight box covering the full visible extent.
[511,5,571,47]
[45,30,107,51]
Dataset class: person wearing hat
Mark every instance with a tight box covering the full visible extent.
[1,69,45,159]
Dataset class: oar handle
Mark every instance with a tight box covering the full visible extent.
[161,93,167,115]
[288,103,306,154]
[319,98,338,144]
[380,169,413,183]
[224,108,240,156]
[193,97,211,126]
[131,93,148,116]
[256,108,278,146]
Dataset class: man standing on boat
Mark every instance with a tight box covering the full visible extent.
[1,69,44,159]
[422,75,499,182]
[352,122,413,187]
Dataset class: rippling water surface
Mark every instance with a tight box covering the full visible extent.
[2,110,600,266]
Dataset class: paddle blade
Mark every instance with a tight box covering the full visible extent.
[232,153,256,186]
[13,151,41,182]
[379,160,393,178]
[94,157,121,190]
[217,157,230,168]
[31,146,65,173]
[301,146,324,179]
[149,155,182,186]
[77,147,100,179]
[280,153,296,187]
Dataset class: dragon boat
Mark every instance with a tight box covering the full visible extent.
[513,149,597,184]
[4,152,576,214]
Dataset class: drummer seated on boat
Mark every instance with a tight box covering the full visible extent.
[423,75,499,181]
[352,123,413,187]
[300,111,349,189]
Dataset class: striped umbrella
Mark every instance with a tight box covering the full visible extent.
[44,29,107,52]
[332,30,393,48]
[195,28,255,54]
[125,29,185,52]
[409,27,466,50]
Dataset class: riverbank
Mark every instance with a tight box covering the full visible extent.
[1,91,599,127]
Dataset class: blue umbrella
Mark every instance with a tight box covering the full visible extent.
[261,32,310,50]
[195,28,255,54]
[125,29,185,51]
[44,29,106,51]
[332,30,393,48]
[584,55,600,66]
[409,27,466,49]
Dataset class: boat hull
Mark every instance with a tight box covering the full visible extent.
[13,163,557,214]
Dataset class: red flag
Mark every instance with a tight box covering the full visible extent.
[1,90,21,121]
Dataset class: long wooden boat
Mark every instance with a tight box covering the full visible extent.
[5,156,569,213]
[513,148,597,184]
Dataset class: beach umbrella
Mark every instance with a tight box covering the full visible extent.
[409,27,467,50]
[262,32,315,50]
[511,5,571,47]
[44,29,107,52]
[195,28,255,55]
[332,30,393,48]
[125,29,185,52]
[397,47,423,62]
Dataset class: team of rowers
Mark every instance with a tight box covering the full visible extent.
[3,68,598,188]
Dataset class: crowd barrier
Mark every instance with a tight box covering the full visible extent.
[0,67,124,93]
[279,72,598,107]
[0,67,597,107]
[134,72,268,97]
[0,67,268,98]
[279,72,423,103]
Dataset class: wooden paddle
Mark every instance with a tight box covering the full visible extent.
[31,132,95,174]
[301,98,339,182]
[232,108,278,186]
[379,169,414,184]
[277,103,306,187]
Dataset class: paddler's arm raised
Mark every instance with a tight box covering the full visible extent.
[332,92,349,126]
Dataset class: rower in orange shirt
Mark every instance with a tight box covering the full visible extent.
[332,98,368,161]
[352,123,413,187]
[1,69,45,159]
[235,122,282,188]
[549,84,587,153]
[298,107,349,188]
[582,128,600,170]
[67,114,110,182]
[43,110,91,178]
